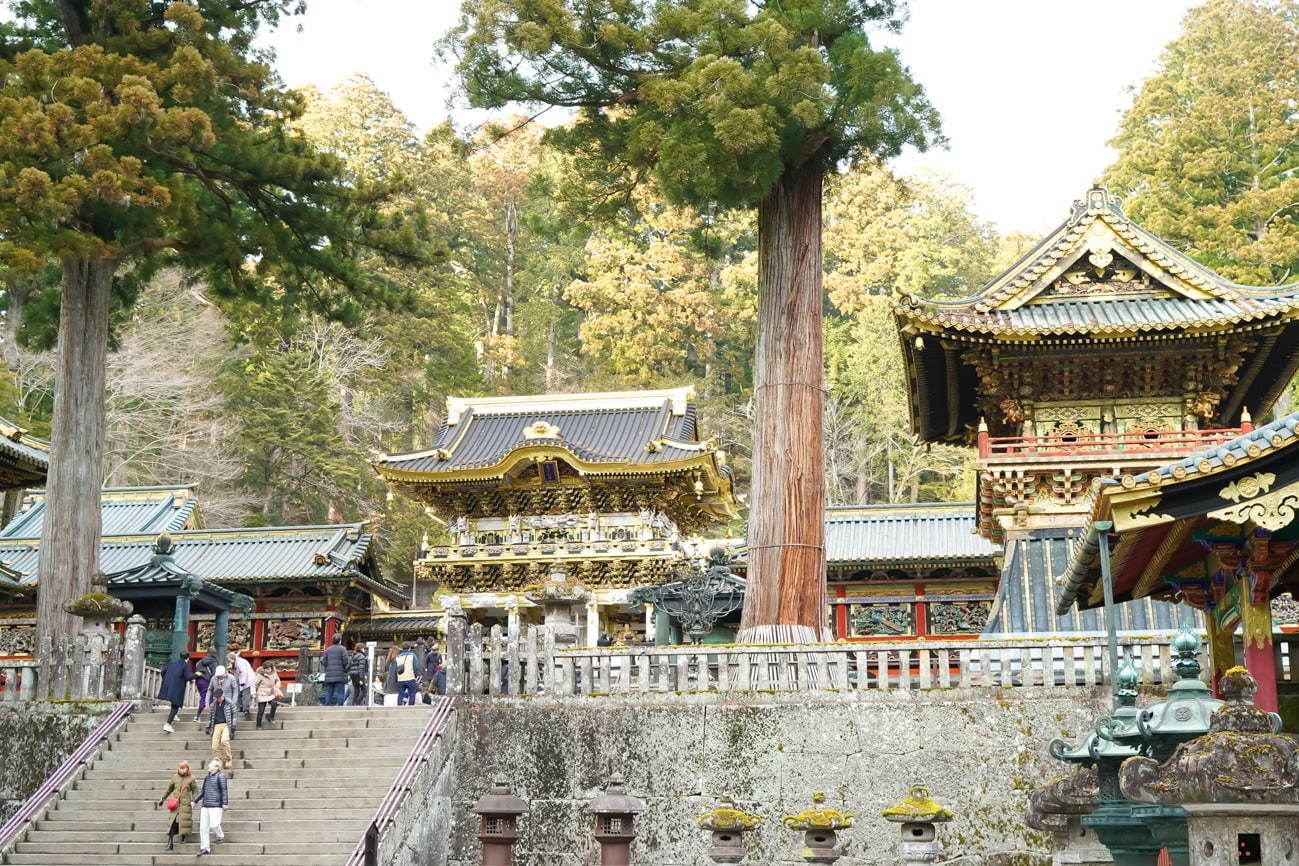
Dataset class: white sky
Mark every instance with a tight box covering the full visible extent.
[267,1,1196,234]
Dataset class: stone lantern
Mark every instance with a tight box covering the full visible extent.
[882,786,952,865]
[781,791,855,864]
[1119,666,1296,866]
[471,779,528,866]
[588,772,645,865]
[697,795,762,863]
[525,560,589,648]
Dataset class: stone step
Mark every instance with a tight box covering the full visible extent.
[82,766,396,781]
[120,717,428,737]
[71,780,390,797]
[14,841,355,855]
[101,744,412,760]
[116,725,422,743]
[6,853,349,865]
[49,803,377,820]
[34,818,369,834]
[23,828,362,844]
[53,795,371,811]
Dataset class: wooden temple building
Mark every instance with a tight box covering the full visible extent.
[1059,411,1299,713]
[0,485,406,674]
[369,387,739,643]
[893,185,1299,637]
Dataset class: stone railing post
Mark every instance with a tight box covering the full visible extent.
[120,614,148,702]
[444,600,467,696]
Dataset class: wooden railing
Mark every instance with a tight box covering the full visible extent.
[448,626,1189,698]
[0,633,124,702]
[979,427,1242,460]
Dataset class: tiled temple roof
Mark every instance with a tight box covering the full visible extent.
[1057,410,1299,613]
[1,523,406,605]
[895,187,1299,442]
[1,485,201,539]
[374,387,719,473]
[0,417,49,489]
[824,503,1000,567]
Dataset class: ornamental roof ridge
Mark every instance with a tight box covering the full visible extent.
[443,386,695,425]
[895,185,1299,322]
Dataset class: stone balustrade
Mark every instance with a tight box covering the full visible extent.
[447,628,1195,698]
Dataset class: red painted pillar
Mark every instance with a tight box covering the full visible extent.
[1243,592,1279,713]
[834,586,847,639]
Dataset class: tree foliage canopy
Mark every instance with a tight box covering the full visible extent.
[0,0,427,321]
[448,0,941,211]
[1105,0,1299,284]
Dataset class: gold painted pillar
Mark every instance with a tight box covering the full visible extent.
[1204,610,1237,691]
[1241,578,1279,713]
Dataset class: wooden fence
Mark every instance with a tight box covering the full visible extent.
[0,633,124,702]
[446,624,1192,698]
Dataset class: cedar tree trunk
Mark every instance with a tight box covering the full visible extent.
[739,162,827,639]
[35,256,114,648]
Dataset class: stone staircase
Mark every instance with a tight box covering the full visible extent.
[4,704,432,866]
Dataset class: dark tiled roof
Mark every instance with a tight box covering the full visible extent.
[107,551,253,610]
[930,294,1299,337]
[345,616,443,636]
[1,485,200,539]
[375,388,716,474]
[825,503,1000,567]
[986,532,1200,636]
[0,417,49,488]
[2,524,406,605]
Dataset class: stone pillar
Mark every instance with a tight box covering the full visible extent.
[213,610,230,666]
[120,614,148,702]
[586,599,600,647]
[171,594,191,661]
[365,641,377,708]
[1048,816,1113,866]
[643,602,654,638]
[444,601,467,696]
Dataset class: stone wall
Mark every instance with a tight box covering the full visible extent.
[0,702,115,825]
[379,712,460,866]
[447,687,1115,866]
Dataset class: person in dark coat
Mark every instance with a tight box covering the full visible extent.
[159,651,194,733]
[348,645,369,706]
[321,634,350,706]
[192,651,218,723]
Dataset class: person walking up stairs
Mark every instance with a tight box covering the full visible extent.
[4,704,434,865]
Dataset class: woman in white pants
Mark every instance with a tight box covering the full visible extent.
[191,759,229,855]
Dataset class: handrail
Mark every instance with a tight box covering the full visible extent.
[346,697,457,866]
[0,700,133,854]
[981,427,1240,459]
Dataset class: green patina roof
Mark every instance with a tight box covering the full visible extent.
[825,503,1000,568]
[2,523,407,606]
[1,485,201,539]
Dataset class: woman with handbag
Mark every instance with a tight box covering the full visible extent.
[155,760,198,851]
[254,660,283,729]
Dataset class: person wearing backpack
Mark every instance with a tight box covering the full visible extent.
[395,643,421,706]
[193,650,219,723]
